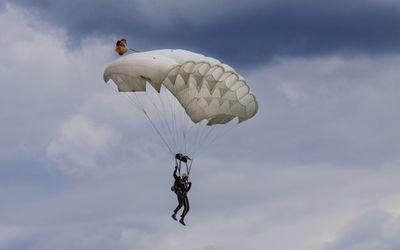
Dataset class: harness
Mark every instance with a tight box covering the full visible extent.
[171,153,192,193]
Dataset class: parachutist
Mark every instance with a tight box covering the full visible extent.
[171,165,191,226]
[115,38,128,56]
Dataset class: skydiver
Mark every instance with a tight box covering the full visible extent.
[171,165,192,226]
[115,38,128,56]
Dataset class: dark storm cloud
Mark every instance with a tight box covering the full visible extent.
[5,0,400,67]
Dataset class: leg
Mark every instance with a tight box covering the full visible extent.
[181,195,190,218]
[173,192,184,214]
[172,192,184,221]
[178,196,189,226]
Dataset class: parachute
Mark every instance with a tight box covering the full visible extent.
[103,49,258,166]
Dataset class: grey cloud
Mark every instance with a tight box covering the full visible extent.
[212,55,400,166]
[0,227,125,250]
[1,237,36,250]
[5,0,400,67]
[204,246,226,250]
[4,158,400,250]
[323,210,400,250]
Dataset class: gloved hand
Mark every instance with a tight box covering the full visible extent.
[175,165,178,169]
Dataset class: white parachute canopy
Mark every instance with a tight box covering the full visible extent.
[103,49,258,157]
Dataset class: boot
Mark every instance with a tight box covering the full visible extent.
[171,213,177,221]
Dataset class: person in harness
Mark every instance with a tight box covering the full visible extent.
[171,165,192,226]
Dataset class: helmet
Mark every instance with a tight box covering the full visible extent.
[181,172,189,179]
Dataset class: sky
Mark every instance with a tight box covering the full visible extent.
[1,1,400,249]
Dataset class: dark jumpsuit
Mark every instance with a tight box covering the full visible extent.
[173,168,192,219]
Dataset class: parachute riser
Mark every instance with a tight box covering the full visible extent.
[174,157,181,176]
[175,153,192,177]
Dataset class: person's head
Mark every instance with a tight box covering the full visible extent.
[181,172,189,181]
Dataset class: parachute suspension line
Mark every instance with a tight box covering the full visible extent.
[195,122,236,160]
[190,124,201,157]
[126,92,145,111]
[211,122,236,145]
[195,125,214,155]
[183,102,192,156]
[144,89,177,152]
[166,87,182,154]
[129,48,140,53]
[110,78,175,156]
[192,122,211,157]
[186,122,198,157]
[169,85,185,155]
[125,90,174,155]
[162,87,182,154]
[175,91,184,154]
[169,89,183,154]
[191,122,202,156]
[192,124,216,159]
[103,80,174,155]
[181,102,189,155]
[104,81,144,113]
[165,87,180,154]
[132,91,175,156]
[141,104,175,155]
[181,103,189,155]
[184,122,198,156]
[161,89,178,152]
[180,81,196,157]
[202,125,222,155]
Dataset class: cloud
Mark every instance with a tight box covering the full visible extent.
[0,227,26,249]
[55,161,399,250]
[0,3,113,163]
[47,114,120,174]
[279,82,308,104]
[4,0,400,67]
[0,3,178,177]
[234,55,400,166]
[323,210,400,250]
